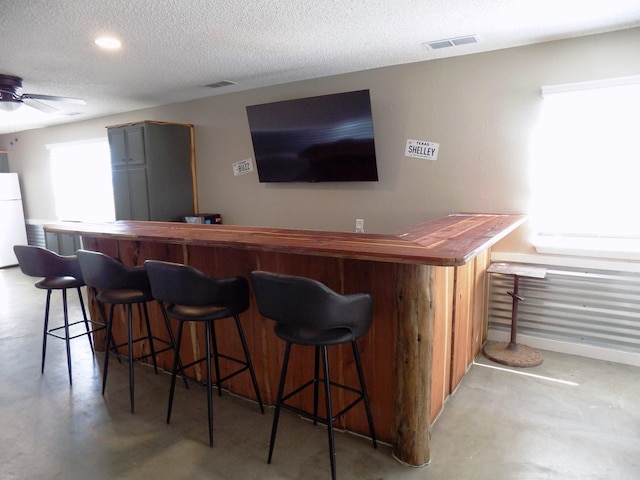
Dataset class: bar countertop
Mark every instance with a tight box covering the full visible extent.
[45,213,526,266]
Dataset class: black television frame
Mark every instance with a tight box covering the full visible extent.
[246,89,379,183]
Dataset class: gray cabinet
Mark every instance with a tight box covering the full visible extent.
[0,151,8,172]
[108,121,195,221]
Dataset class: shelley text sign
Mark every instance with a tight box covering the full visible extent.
[405,139,439,161]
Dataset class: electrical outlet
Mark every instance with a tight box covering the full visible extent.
[355,218,364,233]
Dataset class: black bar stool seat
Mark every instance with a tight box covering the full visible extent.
[13,245,105,385]
[145,259,264,447]
[251,270,377,480]
[36,275,84,290]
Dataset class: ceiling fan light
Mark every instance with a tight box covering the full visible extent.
[0,99,22,112]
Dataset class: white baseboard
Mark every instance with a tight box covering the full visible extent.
[487,329,640,368]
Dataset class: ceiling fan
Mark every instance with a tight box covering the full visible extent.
[0,74,86,114]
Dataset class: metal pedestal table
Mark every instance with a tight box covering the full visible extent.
[483,262,547,368]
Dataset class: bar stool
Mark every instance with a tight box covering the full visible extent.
[144,259,264,447]
[483,262,547,367]
[13,245,105,385]
[251,270,377,480]
[77,249,175,413]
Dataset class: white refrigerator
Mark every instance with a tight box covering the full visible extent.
[0,173,28,267]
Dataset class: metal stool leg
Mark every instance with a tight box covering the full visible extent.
[313,345,320,425]
[77,287,94,353]
[127,304,135,414]
[167,320,185,424]
[205,321,214,447]
[321,345,337,480]
[62,288,73,385]
[209,320,223,397]
[102,304,115,395]
[93,290,121,365]
[268,342,291,464]
[41,290,52,374]
[233,315,264,413]
[141,302,159,374]
[158,302,189,389]
[352,341,377,448]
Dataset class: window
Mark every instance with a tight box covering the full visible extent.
[530,76,640,258]
[47,139,115,222]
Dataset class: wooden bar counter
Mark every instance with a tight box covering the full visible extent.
[45,213,525,467]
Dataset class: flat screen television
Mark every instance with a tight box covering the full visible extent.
[246,89,379,183]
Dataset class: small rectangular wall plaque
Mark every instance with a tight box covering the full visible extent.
[405,139,439,161]
[233,158,254,176]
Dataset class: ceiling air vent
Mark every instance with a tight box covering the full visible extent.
[425,35,478,50]
[205,80,237,89]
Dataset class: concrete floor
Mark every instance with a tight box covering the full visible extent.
[1,265,640,480]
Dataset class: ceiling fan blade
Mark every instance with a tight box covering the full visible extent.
[21,96,60,114]
[22,93,87,105]
[0,75,86,114]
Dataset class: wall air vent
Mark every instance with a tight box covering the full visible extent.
[205,80,237,89]
[425,35,478,50]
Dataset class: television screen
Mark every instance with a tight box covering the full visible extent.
[246,89,379,183]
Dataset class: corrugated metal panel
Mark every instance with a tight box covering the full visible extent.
[488,265,640,353]
[45,232,82,255]
[24,222,82,254]
[25,223,46,248]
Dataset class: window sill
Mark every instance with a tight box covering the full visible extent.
[533,234,640,261]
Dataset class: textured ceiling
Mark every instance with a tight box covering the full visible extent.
[1,0,640,135]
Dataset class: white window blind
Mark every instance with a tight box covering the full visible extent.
[47,139,115,222]
[530,76,640,246]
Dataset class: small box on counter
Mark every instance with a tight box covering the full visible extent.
[184,213,222,225]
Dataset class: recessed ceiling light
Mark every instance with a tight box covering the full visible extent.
[95,37,122,50]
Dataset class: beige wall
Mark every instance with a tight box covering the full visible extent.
[2,27,640,254]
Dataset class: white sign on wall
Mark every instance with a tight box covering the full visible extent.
[233,158,254,176]
[405,139,439,161]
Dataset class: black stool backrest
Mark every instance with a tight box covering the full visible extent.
[76,249,150,293]
[145,260,249,313]
[251,270,373,341]
[13,245,84,281]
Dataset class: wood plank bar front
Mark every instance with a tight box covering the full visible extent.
[45,213,525,467]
